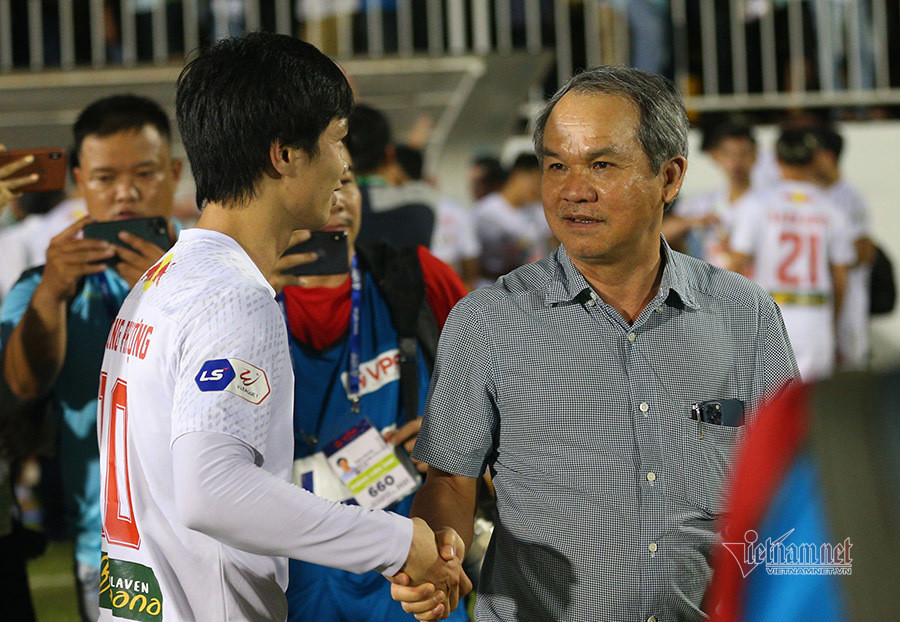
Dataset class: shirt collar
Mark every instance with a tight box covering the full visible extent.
[545,237,698,310]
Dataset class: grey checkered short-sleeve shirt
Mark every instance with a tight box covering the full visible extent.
[414,239,799,622]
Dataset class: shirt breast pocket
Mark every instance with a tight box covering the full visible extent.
[678,415,745,515]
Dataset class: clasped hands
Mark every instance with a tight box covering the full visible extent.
[392,518,472,621]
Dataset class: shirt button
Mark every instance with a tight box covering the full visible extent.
[648,617,658,622]
[646,472,656,482]
[639,402,649,412]
[627,332,636,342]
[648,542,658,553]
[655,306,664,313]
[586,300,595,307]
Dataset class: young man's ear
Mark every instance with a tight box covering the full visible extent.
[268,141,304,178]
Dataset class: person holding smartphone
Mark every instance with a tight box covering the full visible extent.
[0,94,182,621]
[0,143,42,622]
[268,143,471,622]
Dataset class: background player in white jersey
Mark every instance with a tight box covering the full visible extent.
[813,126,876,370]
[663,120,756,268]
[729,129,856,381]
[97,32,468,621]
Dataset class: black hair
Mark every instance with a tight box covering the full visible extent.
[707,120,756,151]
[346,104,391,175]
[815,126,844,160]
[395,144,424,181]
[176,32,353,208]
[73,94,171,161]
[776,129,820,166]
[510,153,540,173]
[472,156,507,186]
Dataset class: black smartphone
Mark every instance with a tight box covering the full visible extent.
[82,217,171,264]
[283,231,349,276]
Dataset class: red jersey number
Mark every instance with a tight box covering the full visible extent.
[99,372,141,549]
[777,232,821,287]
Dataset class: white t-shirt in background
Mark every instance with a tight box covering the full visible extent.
[430,197,480,271]
[730,180,856,381]
[825,179,872,369]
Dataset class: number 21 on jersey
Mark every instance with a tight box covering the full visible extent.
[99,372,141,549]
[777,232,822,287]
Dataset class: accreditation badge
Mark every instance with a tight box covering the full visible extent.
[322,418,420,509]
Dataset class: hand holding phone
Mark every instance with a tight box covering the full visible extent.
[0,148,67,201]
[267,230,319,295]
[38,217,117,303]
[82,217,174,288]
[0,150,37,208]
[283,231,349,276]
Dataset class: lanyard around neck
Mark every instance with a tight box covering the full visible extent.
[347,254,363,412]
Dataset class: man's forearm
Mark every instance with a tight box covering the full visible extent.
[831,264,847,326]
[3,286,67,400]
[410,468,478,554]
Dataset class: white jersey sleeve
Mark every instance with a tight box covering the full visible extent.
[826,206,857,268]
[455,204,482,259]
[726,194,760,257]
[828,181,871,242]
[171,287,287,456]
[172,430,413,576]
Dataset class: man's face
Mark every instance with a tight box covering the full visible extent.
[811,149,838,183]
[74,125,181,222]
[320,145,362,247]
[540,91,684,266]
[296,117,349,230]
[710,137,756,186]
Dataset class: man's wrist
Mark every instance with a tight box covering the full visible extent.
[32,279,69,308]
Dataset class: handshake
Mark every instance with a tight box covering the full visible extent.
[391,518,473,621]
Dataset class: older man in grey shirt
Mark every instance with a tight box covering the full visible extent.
[391,66,798,622]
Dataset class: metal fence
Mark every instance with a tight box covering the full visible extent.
[1,1,898,110]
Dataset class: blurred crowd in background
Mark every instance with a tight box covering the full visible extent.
[0,2,899,621]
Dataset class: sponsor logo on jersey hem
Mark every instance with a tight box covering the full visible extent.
[195,358,270,405]
[100,553,163,621]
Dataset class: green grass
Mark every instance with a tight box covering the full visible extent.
[27,539,81,621]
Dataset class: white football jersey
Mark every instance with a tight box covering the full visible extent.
[430,197,481,270]
[730,180,856,381]
[97,228,294,621]
[673,188,742,269]
[826,180,872,369]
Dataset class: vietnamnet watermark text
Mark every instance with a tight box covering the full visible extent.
[722,529,852,578]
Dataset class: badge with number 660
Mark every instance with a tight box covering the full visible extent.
[322,419,419,509]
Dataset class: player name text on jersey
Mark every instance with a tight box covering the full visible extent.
[105,317,155,360]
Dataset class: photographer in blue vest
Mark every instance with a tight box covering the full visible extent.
[267,141,471,622]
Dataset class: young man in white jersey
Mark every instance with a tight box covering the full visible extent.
[663,120,756,268]
[813,126,876,370]
[729,129,856,381]
[96,32,468,621]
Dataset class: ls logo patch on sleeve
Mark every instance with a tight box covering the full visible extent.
[195,358,270,404]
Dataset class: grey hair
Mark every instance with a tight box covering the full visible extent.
[533,66,689,174]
